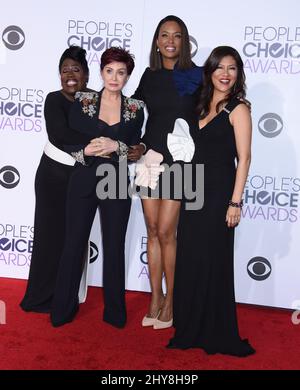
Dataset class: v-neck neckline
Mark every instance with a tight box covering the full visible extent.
[98,118,120,127]
[97,89,124,126]
[199,102,230,130]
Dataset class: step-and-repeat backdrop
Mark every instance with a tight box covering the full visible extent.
[1,0,299,309]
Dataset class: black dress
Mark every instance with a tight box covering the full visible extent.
[133,67,201,199]
[20,91,90,313]
[169,99,255,357]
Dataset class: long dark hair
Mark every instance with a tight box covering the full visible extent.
[197,46,246,119]
[149,15,193,70]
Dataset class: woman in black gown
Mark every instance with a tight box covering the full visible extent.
[50,47,144,328]
[131,15,202,329]
[168,46,255,356]
[20,46,92,313]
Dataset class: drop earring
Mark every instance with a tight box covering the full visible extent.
[156,47,160,52]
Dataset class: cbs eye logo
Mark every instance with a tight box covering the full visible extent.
[189,35,198,58]
[0,166,20,189]
[2,25,25,50]
[89,241,99,263]
[258,113,283,138]
[247,256,272,281]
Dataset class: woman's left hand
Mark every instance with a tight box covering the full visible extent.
[226,206,241,228]
[90,137,118,157]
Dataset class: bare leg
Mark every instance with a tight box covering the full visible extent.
[142,198,165,317]
[157,199,181,322]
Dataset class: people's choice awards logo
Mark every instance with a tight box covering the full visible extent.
[0,87,44,132]
[67,20,133,66]
[0,223,33,268]
[258,113,283,138]
[242,175,299,223]
[0,166,20,189]
[242,25,300,74]
[138,236,149,279]
[2,26,25,50]
[247,257,272,281]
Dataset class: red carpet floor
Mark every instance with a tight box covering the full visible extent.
[0,278,299,370]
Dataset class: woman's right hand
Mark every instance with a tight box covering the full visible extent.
[85,137,118,157]
[128,144,146,161]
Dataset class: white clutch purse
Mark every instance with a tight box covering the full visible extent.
[167,118,195,162]
[134,149,165,190]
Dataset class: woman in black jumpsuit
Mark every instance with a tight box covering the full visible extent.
[20,46,91,313]
[50,47,144,328]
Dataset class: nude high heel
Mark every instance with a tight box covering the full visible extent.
[153,317,173,330]
[142,310,161,327]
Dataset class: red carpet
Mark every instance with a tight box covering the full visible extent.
[0,278,299,370]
